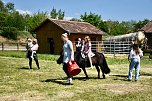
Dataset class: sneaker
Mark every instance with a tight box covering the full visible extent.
[128,79,131,81]
[90,66,93,69]
[66,78,72,84]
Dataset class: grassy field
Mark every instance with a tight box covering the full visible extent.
[0,51,152,101]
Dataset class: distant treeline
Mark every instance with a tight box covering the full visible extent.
[0,0,150,40]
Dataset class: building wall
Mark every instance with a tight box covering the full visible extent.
[36,21,102,54]
[145,33,152,49]
[36,21,65,54]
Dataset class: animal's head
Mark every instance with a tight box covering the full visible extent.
[136,31,145,45]
[56,51,63,64]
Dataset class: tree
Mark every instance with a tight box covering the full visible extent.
[50,8,58,19]
[0,0,7,12]
[5,2,15,12]
[50,8,65,20]
[27,11,48,32]
[80,12,101,27]
[58,9,64,20]
[134,19,149,31]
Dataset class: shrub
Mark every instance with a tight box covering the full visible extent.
[0,27,18,40]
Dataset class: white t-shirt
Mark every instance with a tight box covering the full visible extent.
[129,49,143,62]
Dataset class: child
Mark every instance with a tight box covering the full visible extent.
[128,44,143,81]
[30,40,38,59]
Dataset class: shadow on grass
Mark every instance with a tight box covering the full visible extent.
[41,76,105,85]
[140,73,152,76]
[19,66,30,70]
[41,78,73,85]
[73,76,105,80]
[111,74,128,81]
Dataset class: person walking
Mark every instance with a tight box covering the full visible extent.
[28,39,40,69]
[128,44,143,81]
[61,33,74,84]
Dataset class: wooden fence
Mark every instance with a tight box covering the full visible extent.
[0,43,27,51]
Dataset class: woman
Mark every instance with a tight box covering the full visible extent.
[61,33,74,84]
[128,44,143,81]
[28,39,40,69]
[75,38,83,56]
[81,36,93,68]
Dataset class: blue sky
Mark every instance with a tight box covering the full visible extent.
[3,0,152,21]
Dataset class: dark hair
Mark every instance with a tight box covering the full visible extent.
[133,44,140,55]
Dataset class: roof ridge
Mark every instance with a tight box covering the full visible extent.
[48,18,91,25]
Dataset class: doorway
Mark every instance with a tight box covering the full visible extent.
[48,38,54,54]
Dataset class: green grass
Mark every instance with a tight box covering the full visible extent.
[0,51,152,101]
[0,51,59,61]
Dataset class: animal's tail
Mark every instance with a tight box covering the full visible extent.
[100,53,110,74]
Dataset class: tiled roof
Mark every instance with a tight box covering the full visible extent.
[34,18,103,35]
[141,21,152,33]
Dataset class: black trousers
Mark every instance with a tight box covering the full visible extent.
[28,51,40,69]
[63,63,71,78]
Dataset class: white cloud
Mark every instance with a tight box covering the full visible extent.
[16,9,33,15]
[64,16,74,21]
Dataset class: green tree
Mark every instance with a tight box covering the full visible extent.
[58,9,64,20]
[134,19,149,31]
[27,11,48,32]
[0,0,7,12]
[80,12,101,28]
[5,2,15,12]
[50,8,58,19]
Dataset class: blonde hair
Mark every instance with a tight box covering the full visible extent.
[62,33,68,38]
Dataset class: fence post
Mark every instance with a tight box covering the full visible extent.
[2,43,4,51]
[114,41,115,57]
[17,43,19,51]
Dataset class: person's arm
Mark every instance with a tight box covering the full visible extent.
[139,49,143,57]
[81,42,84,52]
[69,41,74,60]
[129,50,133,59]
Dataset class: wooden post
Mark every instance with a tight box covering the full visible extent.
[17,43,19,51]
[2,43,4,51]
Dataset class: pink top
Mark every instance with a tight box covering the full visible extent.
[31,44,39,51]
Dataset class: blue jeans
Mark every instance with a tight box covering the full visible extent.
[128,58,140,80]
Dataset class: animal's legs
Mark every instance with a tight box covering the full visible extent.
[95,65,100,79]
[100,65,105,79]
[82,67,89,79]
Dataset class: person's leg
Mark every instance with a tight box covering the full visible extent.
[88,52,93,68]
[63,63,70,78]
[29,57,32,69]
[135,61,140,81]
[63,63,72,83]
[128,59,136,80]
[31,51,34,58]
[34,54,40,69]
